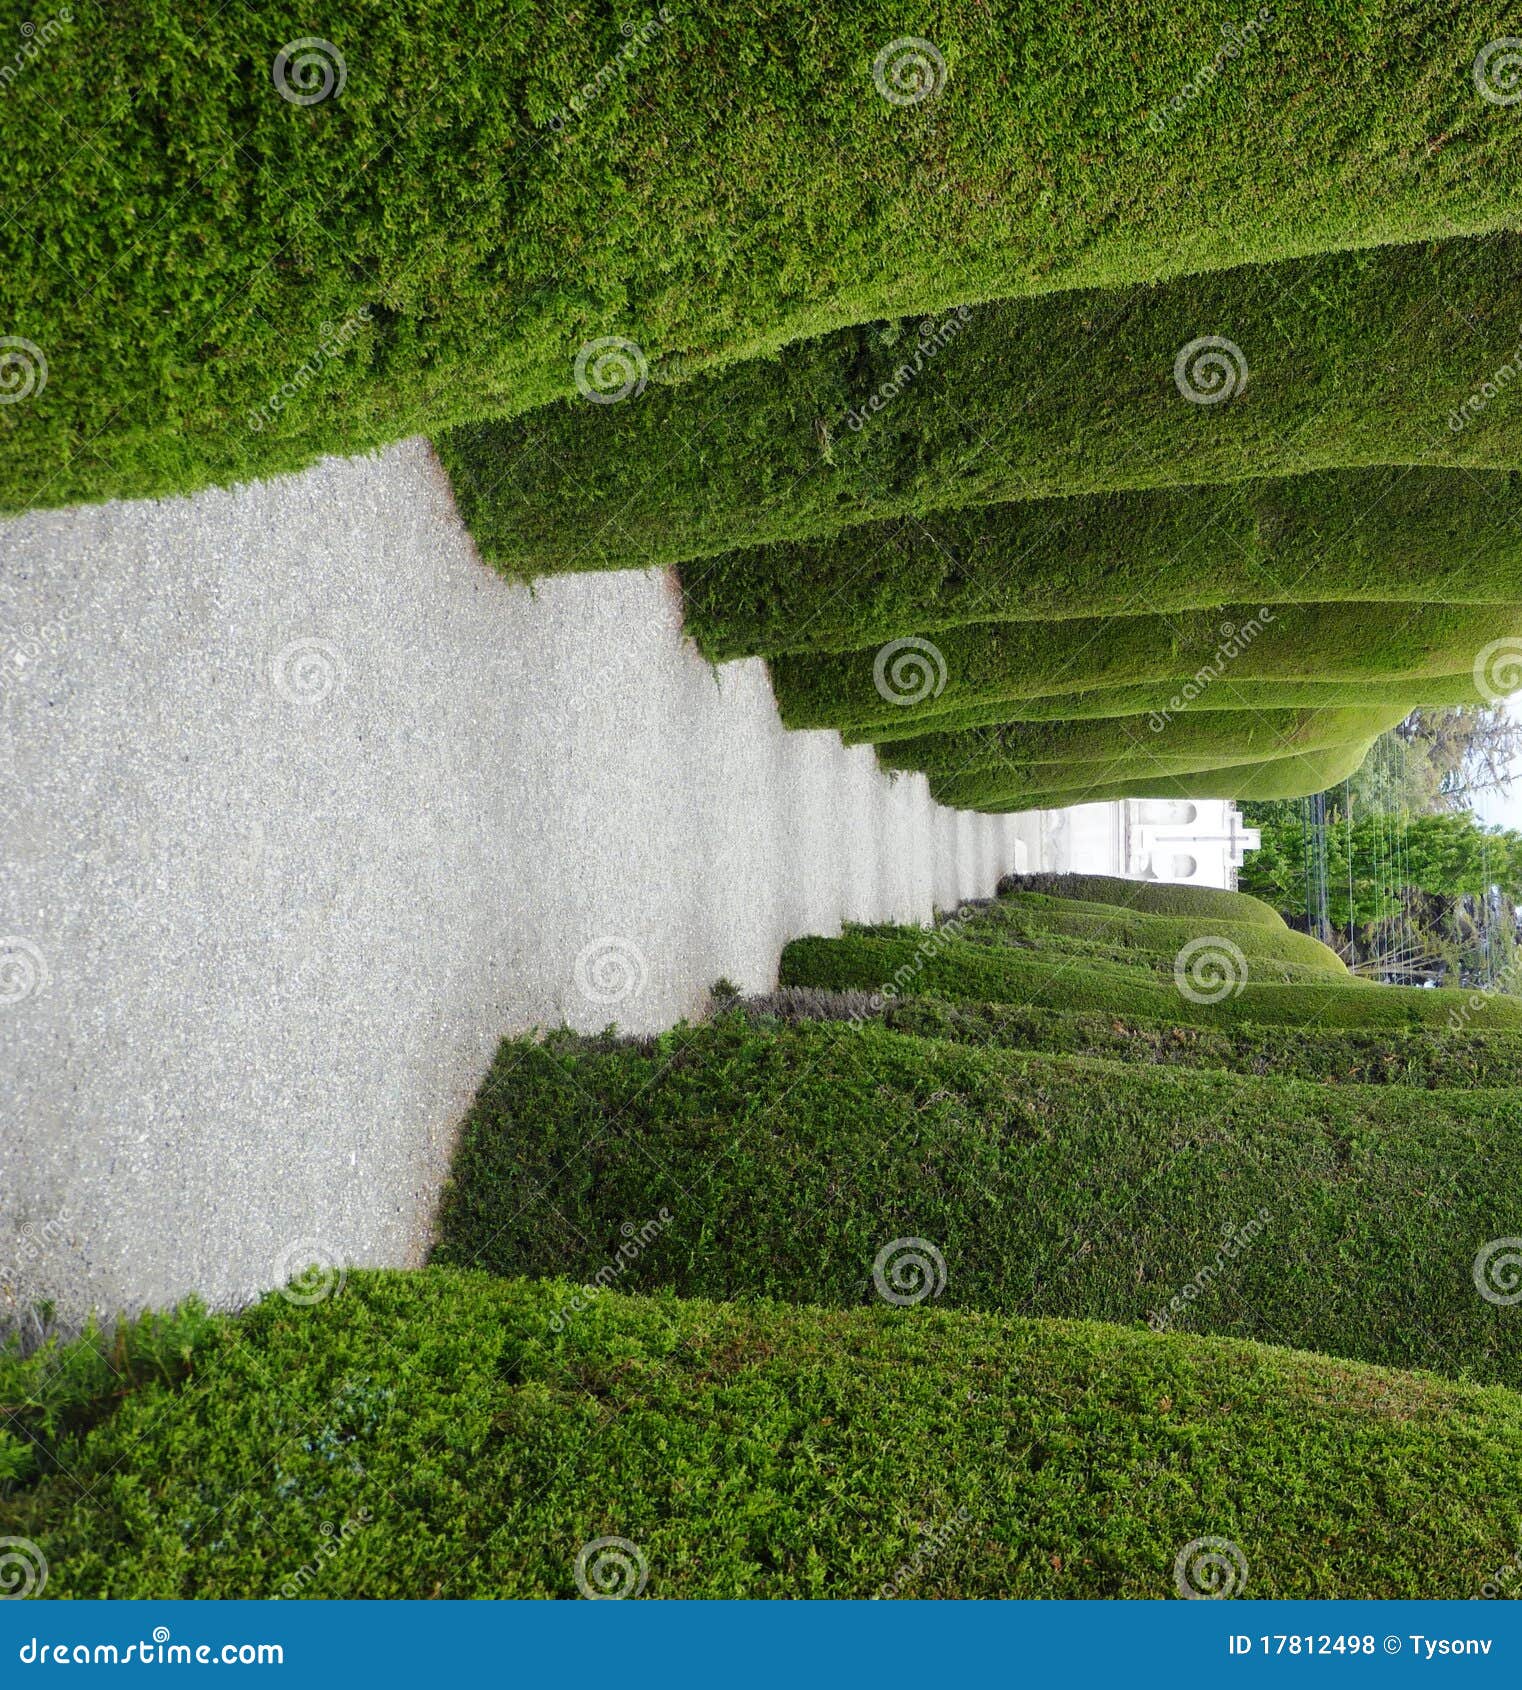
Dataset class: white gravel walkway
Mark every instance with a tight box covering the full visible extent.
[1,439,1038,1320]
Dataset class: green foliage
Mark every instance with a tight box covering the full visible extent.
[443,235,1522,574]
[15,2,1522,512]
[682,468,1522,658]
[799,991,1522,1090]
[778,931,1522,1029]
[16,1270,1522,1598]
[433,1016,1522,1386]
[948,892,1349,977]
[995,872,1287,929]
[1242,810,1522,925]
[0,1304,218,1490]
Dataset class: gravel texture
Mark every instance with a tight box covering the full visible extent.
[0,439,1037,1321]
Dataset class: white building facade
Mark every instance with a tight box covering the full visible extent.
[1024,799,1261,891]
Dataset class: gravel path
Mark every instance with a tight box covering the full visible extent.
[1,439,1038,1321]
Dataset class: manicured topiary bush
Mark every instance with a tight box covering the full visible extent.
[442,235,1522,574]
[681,468,1522,658]
[949,891,1350,976]
[993,872,1288,928]
[771,602,1515,736]
[16,1270,1522,1597]
[779,931,1522,1029]
[15,2,1522,512]
[934,740,1377,811]
[851,673,1486,742]
[758,988,1522,1089]
[433,1018,1520,1384]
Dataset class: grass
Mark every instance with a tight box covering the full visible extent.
[13,2,1522,513]
[771,602,1516,735]
[441,234,1522,574]
[682,467,1522,659]
[762,987,1522,1089]
[779,930,1522,1029]
[13,1269,1522,1597]
[877,705,1406,776]
[432,1017,1522,1385]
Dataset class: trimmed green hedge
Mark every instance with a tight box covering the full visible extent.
[952,892,1349,976]
[936,740,1376,812]
[683,468,1522,658]
[877,705,1405,776]
[14,1270,1522,1597]
[779,931,1522,1029]
[994,872,1287,929]
[434,1019,1522,1388]
[852,673,1486,742]
[772,602,1514,735]
[13,2,1522,512]
[442,234,1522,573]
[766,989,1522,1089]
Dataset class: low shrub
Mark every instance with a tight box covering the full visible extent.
[16,1271,1522,1597]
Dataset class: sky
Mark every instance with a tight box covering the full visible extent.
[1473,696,1522,833]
